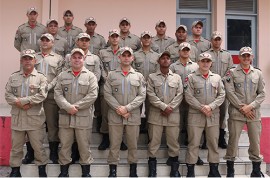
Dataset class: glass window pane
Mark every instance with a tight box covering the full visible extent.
[227,19,251,51]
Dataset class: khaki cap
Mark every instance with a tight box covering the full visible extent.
[140,31,152,38]
[179,42,191,51]
[176,25,187,32]
[85,17,96,24]
[27,7,38,14]
[63,10,73,16]
[156,20,166,27]
[198,52,212,61]
[21,49,36,58]
[119,17,130,24]
[239,46,253,55]
[120,47,133,55]
[158,51,171,59]
[46,19,58,26]
[192,20,203,28]
[77,33,91,40]
[211,31,222,39]
[109,29,120,36]
[71,48,84,56]
[40,33,54,42]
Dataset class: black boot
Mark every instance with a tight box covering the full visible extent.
[58,164,69,177]
[49,142,59,164]
[71,142,80,164]
[170,162,181,177]
[250,162,264,177]
[226,161,234,177]
[108,164,117,177]
[166,157,173,166]
[200,131,207,149]
[196,156,204,165]
[9,167,21,177]
[218,129,227,149]
[130,163,138,177]
[38,165,47,177]
[208,163,221,177]
[120,141,128,151]
[81,165,91,177]
[98,134,110,150]
[148,157,157,177]
[186,164,195,177]
[22,142,34,164]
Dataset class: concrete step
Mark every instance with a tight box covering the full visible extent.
[20,157,267,177]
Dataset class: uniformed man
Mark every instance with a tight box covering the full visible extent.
[58,10,83,53]
[187,20,211,55]
[14,7,46,52]
[84,17,106,55]
[54,48,98,177]
[98,29,127,151]
[104,47,146,177]
[133,31,159,133]
[185,52,225,177]
[151,20,175,53]
[206,31,234,149]
[147,51,183,177]
[166,25,198,63]
[5,49,48,177]
[35,33,64,164]
[46,19,68,58]
[224,47,265,178]
[108,17,141,52]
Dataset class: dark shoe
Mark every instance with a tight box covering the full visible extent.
[250,162,264,177]
[208,163,221,177]
[186,164,195,177]
[129,163,138,177]
[9,167,21,177]
[200,131,207,149]
[71,142,80,164]
[166,157,173,166]
[170,162,181,177]
[120,141,128,151]
[108,164,117,177]
[218,129,227,149]
[49,142,59,164]
[148,158,157,177]
[98,134,110,150]
[81,165,91,177]
[38,165,47,177]
[226,161,234,177]
[22,142,34,164]
[59,164,69,177]
[196,156,204,165]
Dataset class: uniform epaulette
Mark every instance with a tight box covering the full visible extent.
[254,67,261,71]
[11,70,21,75]
[37,71,47,77]
[96,33,104,37]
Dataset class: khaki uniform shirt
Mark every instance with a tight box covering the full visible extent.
[53,34,69,58]
[54,67,98,129]
[151,35,175,53]
[14,22,46,52]
[170,59,199,85]
[88,32,106,55]
[147,69,183,126]
[187,36,211,55]
[185,69,225,127]
[104,67,146,125]
[207,48,233,77]
[224,65,265,122]
[58,25,83,53]
[5,69,48,131]
[166,42,198,63]
[133,48,159,81]
[35,51,64,99]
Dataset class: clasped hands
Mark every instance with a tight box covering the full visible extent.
[116,106,130,119]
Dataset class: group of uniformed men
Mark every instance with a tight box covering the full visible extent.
[5,6,265,177]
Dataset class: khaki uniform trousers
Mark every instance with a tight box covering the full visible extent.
[44,98,59,142]
[58,128,93,165]
[10,128,48,167]
[219,99,228,129]
[100,95,109,133]
[186,125,219,164]
[148,124,180,158]
[108,125,140,165]
[224,119,263,162]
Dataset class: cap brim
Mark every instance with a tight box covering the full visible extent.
[21,54,35,58]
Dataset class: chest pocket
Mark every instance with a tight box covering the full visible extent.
[251,78,259,92]
[85,59,95,72]
[78,81,90,95]
[129,80,140,96]
[153,82,163,95]
[28,84,40,96]
[234,78,244,90]
[111,81,122,95]
[61,80,72,95]
[21,32,30,41]
[210,82,219,97]
[168,81,178,96]
[193,83,204,97]
[10,82,22,97]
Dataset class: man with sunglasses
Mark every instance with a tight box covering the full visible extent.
[58,10,83,53]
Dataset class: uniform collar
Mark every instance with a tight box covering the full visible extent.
[175,59,193,66]
[67,66,88,73]
[19,68,38,76]
[236,64,254,72]
[209,47,224,52]
[153,35,169,41]
[116,66,136,73]
[195,69,213,76]
[138,48,154,53]
[156,69,174,76]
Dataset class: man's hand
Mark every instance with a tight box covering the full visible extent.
[245,110,255,120]
[160,106,173,117]
[201,105,212,117]
[22,104,32,110]
[239,104,253,115]
[15,98,23,109]
[116,106,128,115]
[122,112,130,120]
[68,105,78,115]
